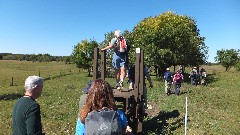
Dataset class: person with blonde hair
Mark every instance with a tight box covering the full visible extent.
[101,30,129,90]
[75,79,132,134]
[12,76,44,135]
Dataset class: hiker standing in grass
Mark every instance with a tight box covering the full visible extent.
[12,76,44,135]
[173,70,184,95]
[164,68,173,96]
[200,68,207,85]
[189,67,198,85]
[101,30,129,90]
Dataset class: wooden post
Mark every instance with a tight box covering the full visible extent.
[93,48,99,81]
[10,77,14,86]
[101,50,106,80]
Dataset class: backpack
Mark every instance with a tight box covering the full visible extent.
[201,72,206,78]
[116,36,129,53]
[85,109,123,135]
[174,73,182,83]
[191,71,197,78]
[164,72,172,81]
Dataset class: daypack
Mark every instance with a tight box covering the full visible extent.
[174,73,182,83]
[201,72,206,78]
[190,71,197,78]
[116,36,129,53]
[85,109,123,135]
[164,72,172,81]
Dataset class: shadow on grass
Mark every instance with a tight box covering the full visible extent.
[0,93,22,100]
[44,73,76,81]
[143,110,184,134]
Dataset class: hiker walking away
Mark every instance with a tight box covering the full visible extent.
[200,67,207,85]
[189,67,198,85]
[163,68,173,96]
[127,65,153,109]
[76,79,132,135]
[12,76,44,135]
[101,30,129,90]
[173,70,184,95]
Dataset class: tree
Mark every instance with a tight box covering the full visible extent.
[131,11,208,76]
[72,39,99,76]
[215,49,240,71]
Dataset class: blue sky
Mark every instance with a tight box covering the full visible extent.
[0,0,239,62]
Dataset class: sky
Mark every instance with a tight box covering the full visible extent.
[0,0,239,62]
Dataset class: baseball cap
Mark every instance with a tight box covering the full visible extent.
[83,80,92,93]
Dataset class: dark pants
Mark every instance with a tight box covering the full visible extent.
[191,77,197,85]
[174,83,181,95]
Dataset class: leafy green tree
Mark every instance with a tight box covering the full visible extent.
[234,60,240,71]
[131,11,208,76]
[215,49,240,71]
[72,39,98,76]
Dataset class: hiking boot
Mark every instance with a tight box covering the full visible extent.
[129,82,133,90]
[119,80,124,88]
[145,104,153,110]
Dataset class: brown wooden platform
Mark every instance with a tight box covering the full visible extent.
[113,88,135,98]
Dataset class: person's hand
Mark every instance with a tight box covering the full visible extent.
[125,126,133,135]
[101,48,105,52]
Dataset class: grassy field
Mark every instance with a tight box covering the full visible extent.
[0,60,239,135]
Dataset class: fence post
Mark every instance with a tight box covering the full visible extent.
[10,77,14,86]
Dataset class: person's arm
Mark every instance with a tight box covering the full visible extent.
[26,104,43,135]
[101,42,112,51]
[76,117,85,135]
[101,38,116,51]
[117,110,132,134]
[79,94,87,111]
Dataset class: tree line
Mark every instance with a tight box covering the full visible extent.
[0,53,71,63]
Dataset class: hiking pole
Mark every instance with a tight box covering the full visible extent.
[185,96,188,135]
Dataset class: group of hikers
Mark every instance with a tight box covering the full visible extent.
[163,66,207,96]
[12,29,208,134]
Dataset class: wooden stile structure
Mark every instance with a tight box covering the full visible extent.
[92,48,146,134]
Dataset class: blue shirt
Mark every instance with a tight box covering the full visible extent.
[75,110,127,135]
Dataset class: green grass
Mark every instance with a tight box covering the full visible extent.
[0,60,239,135]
